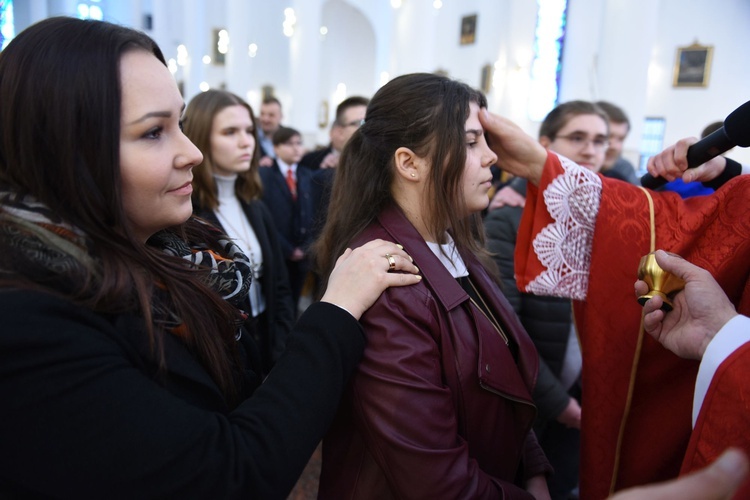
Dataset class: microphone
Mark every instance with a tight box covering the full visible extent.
[640,99,750,189]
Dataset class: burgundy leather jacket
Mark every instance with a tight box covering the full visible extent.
[319,204,551,499]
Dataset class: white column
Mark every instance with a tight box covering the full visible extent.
[178,0,209,102]
[288,0,324,147]
[225,0,252,99]
[10,0,48,32]
[595,0,659,163]
[104,0,142,28]
[46,0,78,17]
[561,0,659,163]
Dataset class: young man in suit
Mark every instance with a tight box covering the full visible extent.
[259,126,314,309]
[301,96,369,171]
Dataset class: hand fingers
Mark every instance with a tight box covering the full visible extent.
[382,269,423,288]
[653,249,708,286]
[682,163,710,183]
[356,239,414,262]
[634,279,649,298]
[349,239,419,274]
[642,304,665,335]
[673,137,697,170]
[333,247,353,266]
[642,295,665,316]
[613,448,748,500]
[648,150,679,181]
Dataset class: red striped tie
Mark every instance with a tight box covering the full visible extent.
[285,168,297,200]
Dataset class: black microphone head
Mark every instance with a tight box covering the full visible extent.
[724,99,750,147]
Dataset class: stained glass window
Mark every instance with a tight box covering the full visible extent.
[528,0,568,121]
[0,0,14,51]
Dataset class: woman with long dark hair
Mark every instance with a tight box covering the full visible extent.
[0,17,419,499]
[184,89,294,375]
[314,73,551,499]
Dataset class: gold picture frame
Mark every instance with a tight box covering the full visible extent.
[460,14,477,45]
[673,43,713,88]
[318,100,329,129]
[480,63,493,94]
[212,28,227,66]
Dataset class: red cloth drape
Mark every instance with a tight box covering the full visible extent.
[515,152,750,498]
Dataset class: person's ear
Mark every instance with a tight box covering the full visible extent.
[393,147,426,181]
[539,136,552,148]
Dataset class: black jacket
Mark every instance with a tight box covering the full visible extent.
[194,199,295,371]
[300,145,333,171]
[484,197,576,424]
[258,162,315,257]
[0,291,364,499]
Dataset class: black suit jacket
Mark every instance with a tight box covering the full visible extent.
[300,145,334,171]
[0,291,364,499]
[310,167,336,241]
[484,193,577,424]
[258,162,315,257]
[194,199,295,370]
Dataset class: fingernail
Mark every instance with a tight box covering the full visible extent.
[396,244,404,249]
[415,275,422,280]
[715,449,748,480]
[414,266,419,273]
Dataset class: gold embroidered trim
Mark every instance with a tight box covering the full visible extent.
[609,187,655,495]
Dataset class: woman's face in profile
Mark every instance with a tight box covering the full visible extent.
[118,50,203,242]
[460,102,498,215]
[210,105,256,176]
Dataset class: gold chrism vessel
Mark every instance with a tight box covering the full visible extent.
[637,252,686,312]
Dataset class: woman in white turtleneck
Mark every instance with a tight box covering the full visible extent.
[184,90,295,375]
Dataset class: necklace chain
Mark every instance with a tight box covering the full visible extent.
[466,277,509,345]
[216,210,261,278]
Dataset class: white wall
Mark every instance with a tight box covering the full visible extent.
[10,0,750,163]
[560,0,750,165]
[648,0,750,163]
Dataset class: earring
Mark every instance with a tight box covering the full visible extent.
[410,173,416,178]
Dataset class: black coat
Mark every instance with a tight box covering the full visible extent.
[300,144,333,171]
[258,162,315,258]
[259,162,316,304]
[0,291,364,499]
[194,199,295,371]
[309,167,336,241]
[484,196,576,424]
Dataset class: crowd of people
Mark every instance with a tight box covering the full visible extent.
[1,15,748,500]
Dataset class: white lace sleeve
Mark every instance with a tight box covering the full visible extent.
[524,154,602,300]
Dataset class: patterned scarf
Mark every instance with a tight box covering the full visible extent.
[0,189,253,333]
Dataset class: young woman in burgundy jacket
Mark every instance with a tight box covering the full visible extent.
[314,73,552,499]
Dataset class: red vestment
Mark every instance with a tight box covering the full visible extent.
[514,152,750,499]
[683,339,750,498]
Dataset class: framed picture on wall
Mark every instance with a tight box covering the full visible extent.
[318,100,329,129]
[460,14,477,45]
[480,63,493,94]
[212,28,227,65]
[261,85,275,101]
[673,43,713,87]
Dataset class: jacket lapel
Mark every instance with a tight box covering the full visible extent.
[375,204,537,402]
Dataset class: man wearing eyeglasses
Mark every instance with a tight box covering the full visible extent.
[307,97,370,252]
[301,96,369,171]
